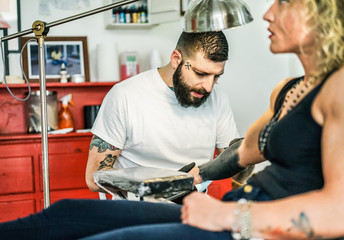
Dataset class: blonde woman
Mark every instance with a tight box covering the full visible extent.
[0,0,343,239]
[183,0,344,239]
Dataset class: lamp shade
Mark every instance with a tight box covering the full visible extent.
[184,0,253,32]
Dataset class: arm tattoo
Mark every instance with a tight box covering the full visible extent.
[291,212,315,239]
[98,154,117,170]
[185,62,192,70]
[261,212,324,239]
[90,135,120,153]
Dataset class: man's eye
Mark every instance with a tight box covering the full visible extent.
[195,72,206,76]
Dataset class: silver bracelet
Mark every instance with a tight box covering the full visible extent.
[231,198,253,240]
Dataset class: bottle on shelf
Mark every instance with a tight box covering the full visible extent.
[60,63,68,83]
[58,94,74,130]
[119,7,125,23]
[140,5,147,24]
[120,51,139,81]
[111,3,148,25]
[125,7,131,23]
[132,6,138,23]
[112,8,120,23]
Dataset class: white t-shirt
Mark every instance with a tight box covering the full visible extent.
[92,69,239,170]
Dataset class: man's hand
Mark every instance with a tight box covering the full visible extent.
[178,162,203,185]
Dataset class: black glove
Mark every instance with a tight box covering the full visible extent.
[198,138,254,182]
[178,162,196,173]
[232,164,254,184]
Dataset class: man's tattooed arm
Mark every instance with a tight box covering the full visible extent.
[86,135,122,191]
[98,154,117,171]
[90,135,120,152]
[89,135,121,170]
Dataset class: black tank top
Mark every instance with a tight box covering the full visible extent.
[251,74,330,200]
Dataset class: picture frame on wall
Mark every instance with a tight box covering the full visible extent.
[21,36,90,83]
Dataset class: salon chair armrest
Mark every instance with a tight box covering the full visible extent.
[94,167,194,200]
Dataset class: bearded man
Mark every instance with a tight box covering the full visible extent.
[86,31,240,196]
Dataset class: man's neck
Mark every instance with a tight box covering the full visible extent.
[158,64,174,88]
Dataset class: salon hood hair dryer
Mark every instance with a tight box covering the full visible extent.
[184,0,253,32]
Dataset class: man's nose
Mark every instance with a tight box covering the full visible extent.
[201,77,214,93]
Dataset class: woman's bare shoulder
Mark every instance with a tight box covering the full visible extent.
[320,67,344,103]
[269,77,294,111]
[317,67,344,121]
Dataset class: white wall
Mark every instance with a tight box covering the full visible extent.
[8,0,303,136]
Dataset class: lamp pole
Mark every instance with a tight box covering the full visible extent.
[1,0,139,208]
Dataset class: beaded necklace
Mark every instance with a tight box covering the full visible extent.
[258,76,312,154]
[282,77,312,113]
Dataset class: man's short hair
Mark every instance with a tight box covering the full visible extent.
[176,31,229,62]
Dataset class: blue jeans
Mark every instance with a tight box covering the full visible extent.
[222,180,271,202]
[0,182,271,240]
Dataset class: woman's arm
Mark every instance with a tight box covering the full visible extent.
[188,104,275,184]
[183,122,344,239]
[237,77,293,167]
[189,78,291,184]
[250,78,344,238]
[182,72,344,239]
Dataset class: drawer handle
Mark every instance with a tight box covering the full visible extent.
[75,148,82,153]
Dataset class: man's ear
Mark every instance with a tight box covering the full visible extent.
[170,50,182,69]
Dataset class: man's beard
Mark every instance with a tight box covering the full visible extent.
[172,61,211,108]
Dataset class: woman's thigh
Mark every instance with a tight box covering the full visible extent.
[0,199,182,240]
[51,199,182,227]
[81,223,233,240]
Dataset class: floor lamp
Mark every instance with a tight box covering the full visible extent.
[1,0,139,208]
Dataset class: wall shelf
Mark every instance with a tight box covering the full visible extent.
[104,0,179,29]
[0,81,118,89]
[105,23,157,29]
[0,132,93,142]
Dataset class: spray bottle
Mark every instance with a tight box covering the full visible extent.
[58,94,74,130]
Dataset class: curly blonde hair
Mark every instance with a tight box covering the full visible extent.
[303,0,344,83]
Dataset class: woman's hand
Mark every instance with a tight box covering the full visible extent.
[181,192,234,232]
